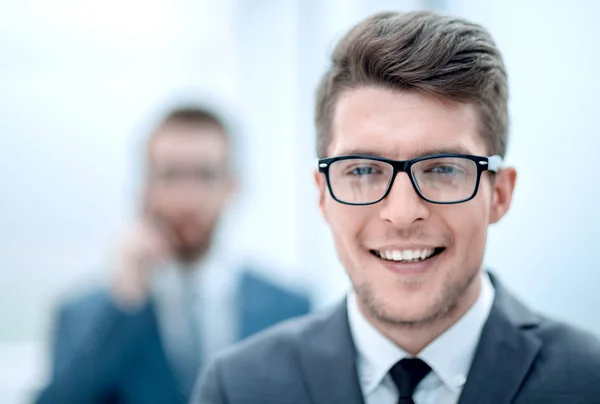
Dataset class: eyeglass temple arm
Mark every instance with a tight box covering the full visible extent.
[487,155,504,172]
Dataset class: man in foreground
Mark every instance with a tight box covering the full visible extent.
[194,11,600,404]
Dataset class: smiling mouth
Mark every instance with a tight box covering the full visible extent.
[369,247,445,263]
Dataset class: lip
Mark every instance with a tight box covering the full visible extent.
[372,245,440,251]
[371,248,443,276]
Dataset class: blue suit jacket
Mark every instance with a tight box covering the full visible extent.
[35,271,311,404]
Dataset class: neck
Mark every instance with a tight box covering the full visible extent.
[360,273,482,356]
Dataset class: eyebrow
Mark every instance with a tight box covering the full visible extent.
[333,145,477,159]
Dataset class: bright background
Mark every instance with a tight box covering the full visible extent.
[1,0,599,402]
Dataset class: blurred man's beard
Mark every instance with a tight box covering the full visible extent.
[176,241,210,263]
[172,221,216,264]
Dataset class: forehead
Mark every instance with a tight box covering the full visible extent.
[329,87,486,159]
[148,123,229,166]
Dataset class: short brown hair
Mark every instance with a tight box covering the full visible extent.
[315,11,509,158]
[147,105,236,168]
[160,106,229,137]
[149,105,232,150]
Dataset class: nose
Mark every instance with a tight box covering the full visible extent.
[170,182,205,211]
[379,171,430,226]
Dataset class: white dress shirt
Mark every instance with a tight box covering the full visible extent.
[151,247,242,371]
[348,272,495,404]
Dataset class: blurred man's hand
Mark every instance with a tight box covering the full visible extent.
[110,218,173,309]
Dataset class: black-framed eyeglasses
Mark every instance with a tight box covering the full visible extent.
[150,165,230,188]
[318,153,503,205]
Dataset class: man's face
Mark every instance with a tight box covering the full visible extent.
[315,87,516,326]
[145,123,234,263]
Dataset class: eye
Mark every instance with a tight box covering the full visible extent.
[195,167,219,181]
[348,165,381,176]
[155,169,178,182]
[428,165,459,174]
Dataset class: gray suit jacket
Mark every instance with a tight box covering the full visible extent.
[193,274,600,404]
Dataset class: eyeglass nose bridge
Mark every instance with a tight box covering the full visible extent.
[390,159,412,174]
[383,160,421,201]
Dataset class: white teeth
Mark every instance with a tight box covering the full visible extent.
[376,248,436,262]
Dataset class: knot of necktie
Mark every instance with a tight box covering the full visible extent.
[389,358,431,404]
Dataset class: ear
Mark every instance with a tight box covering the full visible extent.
[489,167,517,224]
[314,169,329,223]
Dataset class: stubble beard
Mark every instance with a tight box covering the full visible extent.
[173,221,216,265]
[354,265,480,329]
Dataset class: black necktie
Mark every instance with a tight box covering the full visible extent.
[389,358,432,404]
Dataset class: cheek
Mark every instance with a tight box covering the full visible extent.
[325,200,372,266]
[188,193,230,226]
[147,189,174,212]
[205,191,230,211]
[442,200,490,263]
[325,200,362,236]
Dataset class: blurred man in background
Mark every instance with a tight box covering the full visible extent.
[36,106,311,404]
[194,11,600,404]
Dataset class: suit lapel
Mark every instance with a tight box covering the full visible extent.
[458,274,542,404]
[238,271,255,339]
[129,302,183,403]
[297,301,365,404]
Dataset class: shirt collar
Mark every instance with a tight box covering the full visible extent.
[348,289,410,394]
[193,245,242,303]
[348,272,495,395]
[419,272,494,392]
[151,244,242,305]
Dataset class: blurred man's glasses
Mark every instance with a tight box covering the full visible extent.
[152,166,228,187]
[318,153,503,205]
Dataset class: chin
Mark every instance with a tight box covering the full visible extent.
[383,297,449,326]
[355,270,450,326]
[383,291,443,323]
[176,242,209,264]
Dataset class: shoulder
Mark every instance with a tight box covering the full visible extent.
[485,273,600,396]
[58,288,114,319]
[209,306,334,382]
[520,314,600,397]
[54,288,154,333]
[490,272,600,375]
[225,306,332,360]
[48,289,117,343]
[534,315,600,370]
